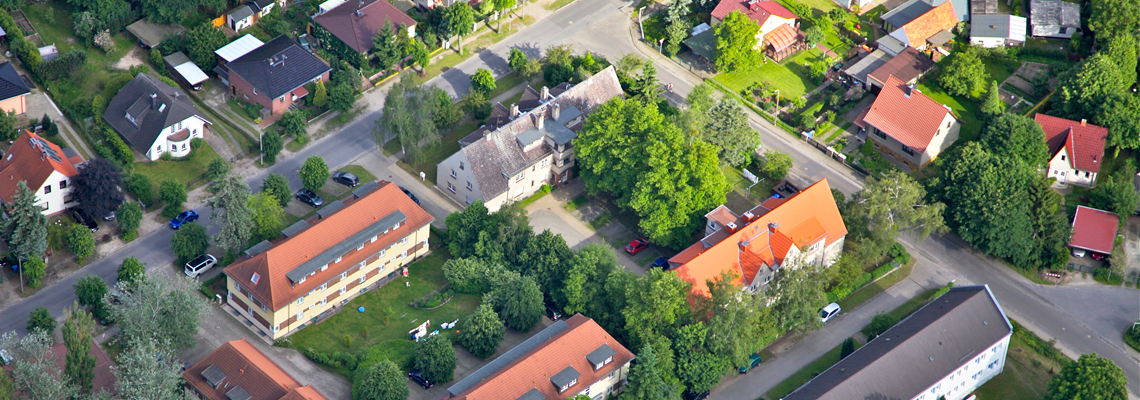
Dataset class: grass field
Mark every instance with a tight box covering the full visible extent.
[837,259,914,311]
[715,48,827,100]
[286,237,482,376]
[917,83,984,142]
[973,322,1067,400]
[765,337,865,399]
[335,164,378,184]
[133,143,222,193]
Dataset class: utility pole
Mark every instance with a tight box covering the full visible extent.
[259,131,263,165]
[638,7,646,41]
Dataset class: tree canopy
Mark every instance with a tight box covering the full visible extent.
[207,173,254,252]
[489,273,544,332]
[459,303,505,358]
[769,265,826,333]
[184,25,228,71]
[113,339,185,400]
[980,113,1049,167]
[6,181,47,263]
[261,173,292,208]
[62,303,96,395]
[414,334,458,383]
[702,99,759,166]
[470,68,496,95]
[1048,353,1128,400]
[139,0,223,24]
[300,156,330,192]
[937,46,987,97]
[715,11,762,72]
[622,344,676,400]
[72,158,124,219]
[0,330,78,400]
[108,275,207,351]
[353,360,409,400]
[170,223,210,262]
[374,76,440,165]
[1089,0,1140,41]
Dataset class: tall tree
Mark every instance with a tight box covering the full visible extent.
[715,10,762,72]
[1054,54,1131,122]
[62,302,96,394]
[113,339,184,400]
[458,303,505,358]
[409,38,431,73]
[5,181,48,263]
[299,156,330,192]
[938,46,987,97]
[207,173,254,252]
[72,158,124,219]
[261,173,291,208]
[117,201,143,241]
[1097,92,1140,152]
[979,80,1004,118]
[353,360,409,400]
[489,273,544,332]
[205,158,231,184]
[158,179,187,218]
[413,334,457,383]
[0,330,78,400]
[508,48,529,74]
[673,322,724,394]
[844,170,946,255]
[980,113,1049,166]
[278,110,308,141]
[170,223,210,263]
[469,68,496,95]
[1089,0,1140,42]
[26,307,55,335]
[628,62,663,103]
[699,271,778,368]
[515,229,574,303]
[492,0,516,31]
[770,265,826,333]
[444,200,493,258]
[1048,353,1128,400]
[249,192,285,241]
[373,76,440,165]
[138,0,223,24]
[183,24,228,71]
[262,131,284,163]
[66,225,95,263]
[561,243,619,314]
[74,274,109,308]
[372,24,404,71]
[1089,165,1140,225]
[444,2,475,54]
[117,256,146,284]
[703,99,759,166]
[327,81,356,113]
[622,269,691,348]
[108,274,207,351]
[622,344,675,400]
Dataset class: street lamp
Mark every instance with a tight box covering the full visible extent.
[638,7,646,41]
[259,131,263,165]
[773,89,780,115]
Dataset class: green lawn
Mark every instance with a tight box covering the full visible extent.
[335,164,378,183]
[286,238,482,376]
[837,259,914,311]
[973,323,1067,400]
[860,287,944,337]
[714,48,826,100]
[486,72,528,100]
[390,119,482,185]
[917,83,984,142]
[764,338,865,399]
[778,0,839,16]
[133,142,222,192]
[984,58,1020,88]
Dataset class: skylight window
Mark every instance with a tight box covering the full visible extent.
[251,273,260,284]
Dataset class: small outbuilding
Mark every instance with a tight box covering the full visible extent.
[1069,205,1118,258]
[971,14,1027,47]
[163,52,209,90]
[126,20,187,48]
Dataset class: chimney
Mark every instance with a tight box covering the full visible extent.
[726,222,738,232]
[551,104,561,121]
[743,211,755,222]
[510,103,519,119]
[904,83,915,97]
[150,93,158,109]
[748,0,760,10]
[768,221,779,232]
[535,112,545,130]
[1080,119,1087,126]
[540,86,549,101]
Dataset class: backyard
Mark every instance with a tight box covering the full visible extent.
[132,142,223,192]
[284,236,482,376]
[715,48,829,100]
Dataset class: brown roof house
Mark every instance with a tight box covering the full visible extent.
[0,131,82,216]
[313,0,417,58]
[866,47,935,92]
[184,338,329,400]
[435,66,624,212]
[1035,114,1108,188]
[223,180,433,340]
[857,75,961,170]
[880,0,960,53]
[443,314,635,400]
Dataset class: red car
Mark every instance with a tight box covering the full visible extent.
[626,238,649,255]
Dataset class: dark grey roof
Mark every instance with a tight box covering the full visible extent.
[352,181,380,198]
[972,0,997,15]
[229,5,254,20]
[102,73,210,151]
[285,210,406,283]
[0,62,30,101]
[201,365,226,387]
[585,344,616,366]
[550,366,581,389]
[316,200,345,218]
[248,0,276,12]
[244,240,274,257]
[882,0,944,27]
[227,35,331,101]
[447,320,571,396]
[785,285,1013,400]
[281,220,310,237]
[843,49,893,84]
[516,388,546,400]
[225,385,251,400]
[972,14,1028,40]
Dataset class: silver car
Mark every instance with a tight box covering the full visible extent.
[819,303,842,323]
[184,254,218,278]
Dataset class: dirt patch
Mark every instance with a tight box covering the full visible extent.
[112,47,145,70]
[1004,75,1035,95]
[1013,62,1051,81]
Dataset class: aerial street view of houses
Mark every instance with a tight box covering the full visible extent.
[0,0,1136,398]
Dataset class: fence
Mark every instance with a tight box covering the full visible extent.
[1065,262,1096,274]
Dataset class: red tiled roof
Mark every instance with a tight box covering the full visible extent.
[0,130,81,204]
[862,76,954,152]
[52,340,116,395]
[853,106,871,128]
[765,23,801,52]
[223,181,434,311]
[313,0,417,53]
[868,47,935,85]
[712,0,797,26]
[1069,206,1118,254]
[1033,113,1108,172]
[901,1,958,46]
[183,339,329,400]
[670,179,848,295]
[448,314,635,400]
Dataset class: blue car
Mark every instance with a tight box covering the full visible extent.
[170,210,199,229]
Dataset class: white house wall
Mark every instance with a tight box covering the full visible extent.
[145,116,208,161]
[1047,149,1097,187]
[970,37,1006,48]
[911,334,1010,400]
[437,151,486,207]
[574,361,631,400]
[34,170,75,216]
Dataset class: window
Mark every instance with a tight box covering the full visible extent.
[451,169,457,178]
[261,303,268,312]
[447,182,455,193]
[541,158,549,167]
[989,361,998,369]
[466,181,473,190]
[358,243,365,251]
[606,371,615,380]
[251,273,260,284]
[400,237,408,245]
[379,249,386,257]
[1061,154,1066,161]
[334,256,342,264]
[340,286,347,295]
[321,264,328,272]
[465,195,473,204]
[874,129,886,138]
[296,297,304,305]
[972,372,981,380]
[1085,171,1090,178]
[531,180,535,187]
[253,89,258,96]
[560,378,578,392]
[182,143,187,150]
[582,386,591,396]
[515,173,524,182]
[298,276,306,284]
[371,236,378,243]
[272,325,280,333]
[459,161,465,170]
[59,180,67,189]
[320,298,327,306]
[901,145,916,156]
[319,283,327,291]
[340,272,347,280]
[43,185,51,194]
[360,275,366,284]
[297,311,304,320]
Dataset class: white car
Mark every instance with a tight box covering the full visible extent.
[184,254,218,278]
[1071,248,1086,257]
[819,303,842,323]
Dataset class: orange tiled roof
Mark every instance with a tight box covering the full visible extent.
[711,0,798,26]
[862,76,954,152]
[0,130,81,204]
[447,314,635,400]
[901,1,958,46]
[182,338,329,400]
[223,181,434,311]
[1033,113,1108,172]
[670,179,848,295]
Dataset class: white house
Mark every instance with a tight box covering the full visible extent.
[227,5,255,31]
[710,0,799,47]
[102,74,212,161]
[0,131,84,216]
[970,14,1028,47]
[1035,114,1108,188]
[786,285,1013,400]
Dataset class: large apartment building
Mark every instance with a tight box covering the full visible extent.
[223,181,433,340]
[436,66,623,211]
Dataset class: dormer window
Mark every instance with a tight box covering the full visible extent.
[585,344,616,371]
[371,236,378,243]
[334,256,342,264]
[320,264,328,271]
[124,112,137,126]
[551,366,581,394]
[358,243,365,251]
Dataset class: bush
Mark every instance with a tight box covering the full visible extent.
[124,173,154,206]
[1125,323,1140,353]
[865,312,899,338]
[871,262,897,280]
[887,242,911,264]
[34,50,87,81]
[1094,268,1124,285]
